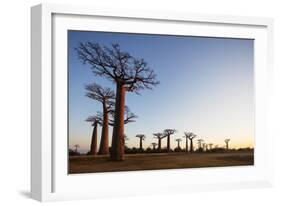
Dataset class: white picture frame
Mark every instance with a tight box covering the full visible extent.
[31,3,274,202]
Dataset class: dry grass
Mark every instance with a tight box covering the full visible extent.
[69,151,254,174]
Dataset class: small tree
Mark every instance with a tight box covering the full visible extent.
[184,132,197,153]
[76,43,159,161]
[208,143,213,150]
[175,138,182,149]
[153,133,166,151]
[163,129,176,152]
[136,134,146,151]
[225,139,231,151]
[151,142,158,150]
[73,144,80,153]
[86,115,102,155]
[85,83,115,155]
[197,139,204,150]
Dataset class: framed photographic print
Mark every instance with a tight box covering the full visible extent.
[31,3,274,201]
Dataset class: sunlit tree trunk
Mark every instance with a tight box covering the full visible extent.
[90,122,98,155]
[110,82,126,161]
[98,104,109,155]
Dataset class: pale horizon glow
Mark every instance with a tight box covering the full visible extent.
[68,31,254,154]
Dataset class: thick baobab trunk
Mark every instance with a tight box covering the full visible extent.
[110,82,126,161]
[186,139,188,152]
[190,140,194,153]
[98,105,109,155]
[158,139,162,151]
[140,139,143,151]
[167,135,170,152]
[90,122,98,155]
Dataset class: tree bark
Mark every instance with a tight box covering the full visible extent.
[186,138,188,152]
[167,135,170,152]
[98,104,109,155]
[90,122,98,155]
[140,139,143,151]
[158,139,161,151]
[190,139,194,153]
[110,82,126,161]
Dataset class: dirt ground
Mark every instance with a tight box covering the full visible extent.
[69,151,254,174]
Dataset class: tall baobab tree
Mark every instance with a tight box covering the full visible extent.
[164,129,176,152]
[183,134,189,152]
[197,139,204,150]
[175,138,182,149]
[184,132,196,153]
[136,134,146,151]
[225,139,231,151]
[151,143,157,150]
[73,144,80,153]
[85,83,115,155]
[153,133,166,151]
[76,43,159,161]
[86,115,101,155]
[208,143,213,150]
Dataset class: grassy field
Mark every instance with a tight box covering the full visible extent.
[69,151,254,174]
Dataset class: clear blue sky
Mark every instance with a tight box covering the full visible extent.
[68,30,254,153]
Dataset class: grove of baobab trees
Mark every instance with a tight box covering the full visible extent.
[184,132,197,153]
[153,132,166,151]
[76,43,159,161]
[85,83,115,155]
[164,129,176,152]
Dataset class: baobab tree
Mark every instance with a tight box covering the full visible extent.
[95,106,137,154]
[163,129,176,152]
[136,134,146,151]
[151,142,158,150]
[85,83,115,155]
[124,134,129,146]
[153,133,166,151]
[183,134,189,152]
[73,144,80,153]
[76,43,159,161]
[184,132,196,153]
[202,143,206,151]
[208,143,213,150]
[175,138,182,149]
[86,115,101,155]
[197,139,204,150]
[225,139,231,151]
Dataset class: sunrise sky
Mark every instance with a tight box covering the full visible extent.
[68,30,254,153]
